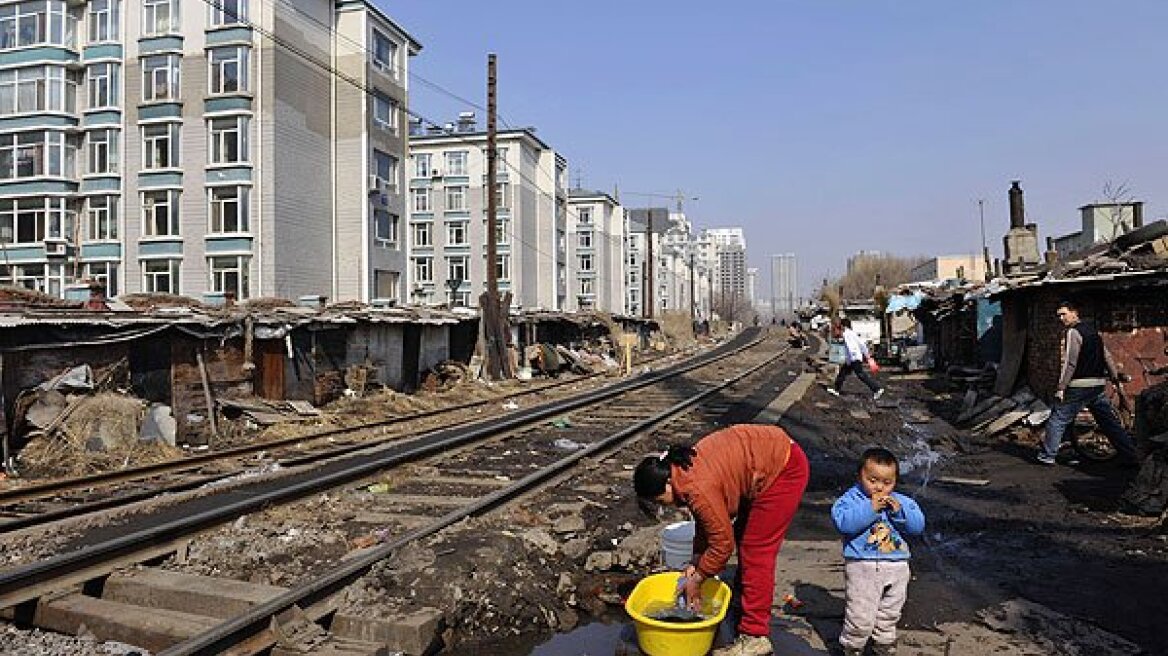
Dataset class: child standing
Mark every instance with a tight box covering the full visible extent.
[831,448,925,656]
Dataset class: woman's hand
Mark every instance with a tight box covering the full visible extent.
[683,568,705,611]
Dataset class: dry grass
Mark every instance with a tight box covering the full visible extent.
[657,310,697,348]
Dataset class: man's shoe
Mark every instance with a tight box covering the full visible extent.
[873,388,885,401]
[1035,452,1057,465]
[713,634,773,656]
[871,641,898,656]
[826,387,840,397]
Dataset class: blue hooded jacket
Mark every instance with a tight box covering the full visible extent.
[831,483,925,561]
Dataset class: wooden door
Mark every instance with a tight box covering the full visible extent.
[255,340,285,400]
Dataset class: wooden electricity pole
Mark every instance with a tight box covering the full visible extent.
[645,209,654,319]
[479,53,513,380]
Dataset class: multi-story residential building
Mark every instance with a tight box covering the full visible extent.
[705,227,746,250]
[1052,201,1145,260]
[771,252,797,319]
[407,116,568,310]
[0,0,418,302]
[566,188,624,313]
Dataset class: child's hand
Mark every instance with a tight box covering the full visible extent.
[870,495,884,512]
[884,496,901,513]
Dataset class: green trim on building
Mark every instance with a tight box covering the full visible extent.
[83,44,123,60]
[206,166,253,184]
[138,36,184,54]
[0,245,46,261]
[83,110,122,127]
[442,210,471,219]
[0,114,76,130]
[205,27,253,45]
[408,179,432,189]
[139,240,184,257]
[79,177,121,193]
[410,213,434,221]
[138,171,183,188]
[204,96,252,113]
[0,179,75,195]
[139,103,183,120]
[205,236,254,253]
[81,242,122,259]
[0,47,78,67]
[443,175,470,185]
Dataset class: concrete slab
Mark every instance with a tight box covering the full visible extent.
[271,636,390,656]
[33,592,217,652]
[331,607,444,655]
[753,372,818,424]
[103,569,288,619]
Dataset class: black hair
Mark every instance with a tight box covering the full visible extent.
[633,444,696,515]
[857,447,900,481]
[840,317,853,329]
[1056,299,1078,312]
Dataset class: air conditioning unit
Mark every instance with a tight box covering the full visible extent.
[44,239,67,257]
[381,181,398,195]
[430,169,442,178]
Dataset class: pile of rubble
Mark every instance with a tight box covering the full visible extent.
[949,366,1050,441]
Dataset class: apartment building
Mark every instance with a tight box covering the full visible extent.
[407,117,568,310]
[566,188,624,313]
[0,0,418,302]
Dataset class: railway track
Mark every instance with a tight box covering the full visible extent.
[0,348,683,535]
[0,328,806,655]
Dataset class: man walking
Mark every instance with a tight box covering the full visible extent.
[828,318,884,400]
[1038,300,1139,466]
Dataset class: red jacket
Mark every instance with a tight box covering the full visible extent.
[670,424,794,577]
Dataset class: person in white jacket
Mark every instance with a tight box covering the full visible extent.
[828,318,884,400]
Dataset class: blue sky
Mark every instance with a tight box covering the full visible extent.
[381,1,1168,297]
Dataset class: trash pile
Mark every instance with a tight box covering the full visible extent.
[523,343,619,377]
[947,365,1051,442]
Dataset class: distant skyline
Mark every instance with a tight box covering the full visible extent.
[381,0,1168,297]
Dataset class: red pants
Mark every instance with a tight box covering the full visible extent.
[734,441,809,636]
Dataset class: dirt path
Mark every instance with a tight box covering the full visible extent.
[772,373,1165,655]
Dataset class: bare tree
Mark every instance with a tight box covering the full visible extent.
[1101,180,1135,243]
[826,254,926,301]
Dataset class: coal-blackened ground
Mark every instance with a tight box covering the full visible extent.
[780,372,1167,655]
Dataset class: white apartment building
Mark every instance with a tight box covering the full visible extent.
[0,0,419,303]
[566,189,624,313]
[407,118,568,310]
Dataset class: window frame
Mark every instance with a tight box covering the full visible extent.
[141,54,180,102]
[374,209,397,244]
[141,121,179,169]
[86,128,118,175]
[86,195,118,241]
[88,0,119,43]
[413,153,430,178]
[411,188,430,213]
[444,185,466,211]
[444,151,467,176]
[208,254,250,299]
[411,221,431,247]
[446,255,468,283]
[86,62,119,109]
[141,188,180,237]
[142,258,181,294]
[208,184,249,233]
[445,220,467,246]
[208,46,249,95]
[142,0,179,37]
[412,256,433,283]
[208,115,248,164]
[208,0,247,27]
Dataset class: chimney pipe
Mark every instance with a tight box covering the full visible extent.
[1044,236,1058,266]
[1133,202,1144,228]
[1008,180,1025,229]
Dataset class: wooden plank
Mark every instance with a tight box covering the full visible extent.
[993,295,1028,397]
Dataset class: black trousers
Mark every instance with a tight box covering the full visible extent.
[834,360,880,393]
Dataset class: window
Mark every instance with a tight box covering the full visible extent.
[374,270,399,299]
[209,116,248,163]
[482,182,508,209]
[412,256,432,282]
[578,253,593,272]
[0,1,75,50]
[444,151,467,176]
[209,0,246,26]
[444,186,466,211]
[411,222,431,247]
[578,230,593,249]
[141,55,180,102]
[142,189,179,236]
[0,197,72,244]
[209,255,249,299]
[495,218,509,244]
[88,0,119,42]
[84,261,118,296]
[579,278,594,295]
[578,207,592,223]
[372,93,396,131]
[142,0,178,36]
[447,255,468,283]
[86,129,118,174]
[446,220,467,246]
[374,209,397,244]
[370,29,396,73]
[209,46,248,94]
[0,131,74,179]
[372,149,396,189]
[142,122,179,168]
[86,195,118,240]
[411,188,430,213]
[495,254,510,281]
[209,185,248,232]
[413,153,431,178]
[0,66,76,115]
[87,63,119,108]
[142,258,180,293]
[2,263,66,296]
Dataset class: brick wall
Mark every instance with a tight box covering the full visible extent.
[1018,282,1168,399]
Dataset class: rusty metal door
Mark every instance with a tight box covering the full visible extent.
[256,340,285,400]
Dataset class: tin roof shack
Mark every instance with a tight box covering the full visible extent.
[901,285,1002,371]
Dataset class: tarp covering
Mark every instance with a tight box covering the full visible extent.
[885,291,925,314]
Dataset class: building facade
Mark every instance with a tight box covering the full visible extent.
[1053,202,1145,260]
[0,0,419,303]
[407,120,568,310]
[566,189,624,313]
[770,252,797,320]
[909,254,987,283]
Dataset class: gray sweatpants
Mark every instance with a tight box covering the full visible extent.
[839,559,911,650]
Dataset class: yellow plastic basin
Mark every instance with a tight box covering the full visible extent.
[624,572,732,656]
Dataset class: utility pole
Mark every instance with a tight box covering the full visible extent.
[689,249,696,325]
[486,55,498,296]
[645,209,654,319]
[978,199,991,282]
[479,53,512,380]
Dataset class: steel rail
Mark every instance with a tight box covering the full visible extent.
[160,340,791,655]
[0,331,764,608]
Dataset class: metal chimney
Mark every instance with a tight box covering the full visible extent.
[1133,202,1144,228]
[1008,180,1025,229]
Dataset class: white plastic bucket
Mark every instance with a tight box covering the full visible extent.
[660,520,695,569]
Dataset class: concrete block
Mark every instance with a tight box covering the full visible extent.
[103,569,288,619]
[331,607,445,655]
[34,593,217,652]
[272,636,393,656]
